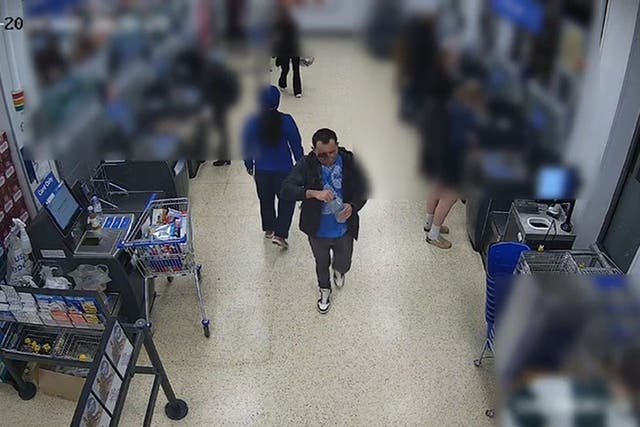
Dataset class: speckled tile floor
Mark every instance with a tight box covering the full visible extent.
[1,39,496,426]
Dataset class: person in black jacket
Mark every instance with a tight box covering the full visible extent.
[202,55,240,167]
[280,129,369,314]
[272,5,303,97]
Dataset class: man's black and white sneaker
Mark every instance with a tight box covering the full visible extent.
[333,269,345,289]
[317,288,331,314]
[272,236,289,249]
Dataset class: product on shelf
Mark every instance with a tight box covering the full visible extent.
[2,291,107,329]
[0,131,30,262]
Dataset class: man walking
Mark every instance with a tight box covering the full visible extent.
[281,129,369,313]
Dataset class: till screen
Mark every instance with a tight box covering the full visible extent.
[46,184,81,233]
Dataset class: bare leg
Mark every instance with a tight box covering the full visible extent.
[426,191,439,215]
[433,188,457,227]
[424,184,441,231]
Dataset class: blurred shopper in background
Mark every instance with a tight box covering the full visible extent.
[364,0,404,59]
[204,54,240,167]
[424,80,485,249]
[243,86,303,248]
[273,4,303,98]
[32,33,68,87]
[225,0,247,46]
[395,13,439,123]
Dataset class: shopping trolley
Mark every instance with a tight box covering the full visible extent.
[119,195,211,338]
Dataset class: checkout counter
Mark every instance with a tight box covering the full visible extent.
[465,151,578,266]
[28,181,150,322]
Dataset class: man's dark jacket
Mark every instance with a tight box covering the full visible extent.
[280,147,369,240]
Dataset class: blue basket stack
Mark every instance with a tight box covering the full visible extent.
[475,242,529,366]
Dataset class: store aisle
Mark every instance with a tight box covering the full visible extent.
[0,39,495,425]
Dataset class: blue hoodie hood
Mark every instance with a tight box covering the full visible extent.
[260,85,281,110]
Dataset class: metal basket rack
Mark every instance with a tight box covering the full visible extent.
[515,251,580,274]
[516,248,622,275]
[1,324,102,362]
[571,250,622,275]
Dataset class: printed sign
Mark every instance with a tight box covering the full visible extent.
[91,356,122,414]
[80,393,111,427]
[34,172,59,205]
[104,321,133,377]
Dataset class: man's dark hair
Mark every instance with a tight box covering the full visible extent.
[312,128,338,148]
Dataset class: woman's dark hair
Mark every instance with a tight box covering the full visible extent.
[259,109,283,147]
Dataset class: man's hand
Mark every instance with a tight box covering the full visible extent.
[337,203,353,222]
[307,189,334,202]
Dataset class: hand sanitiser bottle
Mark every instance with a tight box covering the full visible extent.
[88,206,100,230]
[91,195,103,221]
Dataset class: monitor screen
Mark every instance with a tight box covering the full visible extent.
[536,166,576,200]
[45,182,83,235]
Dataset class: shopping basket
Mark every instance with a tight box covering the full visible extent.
[119,194,210,337]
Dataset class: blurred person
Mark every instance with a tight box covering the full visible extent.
[364,0,404,59]
[203,54,240,166]
[273,5,303,97]
[423,80,485,249]
[243,86,303,248]
[395,13,438,122]
[33,33,68,86]
[96,80,134,159]
[246,0,276,46]
[281,129,369,314]
[226,0,247,45]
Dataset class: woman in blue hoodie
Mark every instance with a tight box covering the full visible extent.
[243,85,304,249]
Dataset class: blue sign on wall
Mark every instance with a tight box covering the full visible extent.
[26,0,83,17]
[492,0,544,35]
[34,172,59,206]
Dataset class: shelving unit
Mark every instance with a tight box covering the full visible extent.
[1,289,188,426]
[0,287,115,399]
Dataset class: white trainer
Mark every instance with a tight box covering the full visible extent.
[317,289,331,314]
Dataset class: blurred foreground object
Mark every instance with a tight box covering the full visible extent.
[495,274,640,426]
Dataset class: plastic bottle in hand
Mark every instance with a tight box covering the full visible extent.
[324,186,346,223]
[334,199,348,223]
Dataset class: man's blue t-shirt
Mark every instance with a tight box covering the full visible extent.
[317,154,348,238]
